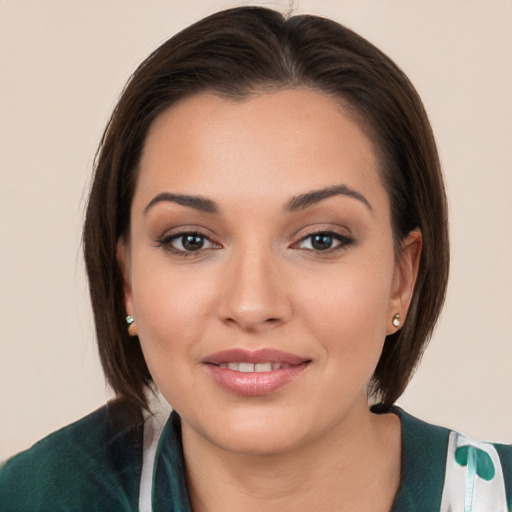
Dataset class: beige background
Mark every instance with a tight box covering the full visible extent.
[1,0,511,460]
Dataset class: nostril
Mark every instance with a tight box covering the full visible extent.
[216,275,293,330]
[222,314,284,331]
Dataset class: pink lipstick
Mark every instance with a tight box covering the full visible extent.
[203,348,310,396]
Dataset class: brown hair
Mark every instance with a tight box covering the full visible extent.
[83,6,449,411]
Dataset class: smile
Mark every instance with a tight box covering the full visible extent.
[218,362,292,372]
[204,349,310,396]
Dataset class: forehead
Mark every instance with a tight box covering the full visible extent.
[135,89,387,213]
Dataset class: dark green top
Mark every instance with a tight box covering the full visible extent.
[1,402,510,511]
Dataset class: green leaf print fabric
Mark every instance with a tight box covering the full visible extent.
[1,403,510,511]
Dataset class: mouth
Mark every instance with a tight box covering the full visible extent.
[217,362,294,372]
[203,349,311,396]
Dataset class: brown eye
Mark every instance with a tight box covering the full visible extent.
[159,232,217,254]
[297,231,354,252]
[180,234,205,251]
[311,234,335,251]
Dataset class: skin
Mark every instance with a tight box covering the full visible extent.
[119,89,422,511]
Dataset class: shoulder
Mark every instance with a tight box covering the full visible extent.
[495,441,512,509]
[393,407,512,512]
[0,400,144,512]
[441,431,512,512]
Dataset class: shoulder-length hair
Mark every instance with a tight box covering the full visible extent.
[83,6,449,412]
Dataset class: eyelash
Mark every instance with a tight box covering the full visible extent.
[294,230,355,253]
[156,231,219,256]
[156,229,354,257]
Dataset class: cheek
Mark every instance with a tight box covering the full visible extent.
[301,262,393,325]
[296,256,394,361]
[130,263,217,407]
[129,257,215,359]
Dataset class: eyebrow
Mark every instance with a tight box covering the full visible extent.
[144,184,372,216]
[284,185,372,213]
[144,192,220,215]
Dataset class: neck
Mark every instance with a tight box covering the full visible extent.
[182,399,401,512]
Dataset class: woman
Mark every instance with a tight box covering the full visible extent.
[1,6,510,512]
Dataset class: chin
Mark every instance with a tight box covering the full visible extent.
[210,426,306,457]
[184,405,313,457]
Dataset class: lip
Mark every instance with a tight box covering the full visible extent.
[204,348,308,366]
[203,348,311,396]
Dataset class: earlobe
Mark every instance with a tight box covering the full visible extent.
[125,314,138,337]
[116,241,136,326]
[387,229,422,333]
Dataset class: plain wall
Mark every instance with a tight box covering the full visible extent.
[1,0,511,460]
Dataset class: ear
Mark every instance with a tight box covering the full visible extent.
[386,229,422,334]
[117,240,138,336]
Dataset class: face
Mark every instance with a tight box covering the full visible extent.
[119,89,420,456]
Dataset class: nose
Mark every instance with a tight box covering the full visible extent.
[217,246,293,332]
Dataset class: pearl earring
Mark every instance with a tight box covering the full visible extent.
[126,315,137,335]
[392,313,401,328]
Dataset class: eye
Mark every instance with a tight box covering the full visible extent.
[158,232,218,254]
[296,231,353,252]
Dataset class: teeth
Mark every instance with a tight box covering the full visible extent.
[218,362,287,372]
[255,363,272,372]
[239,362,254,373]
